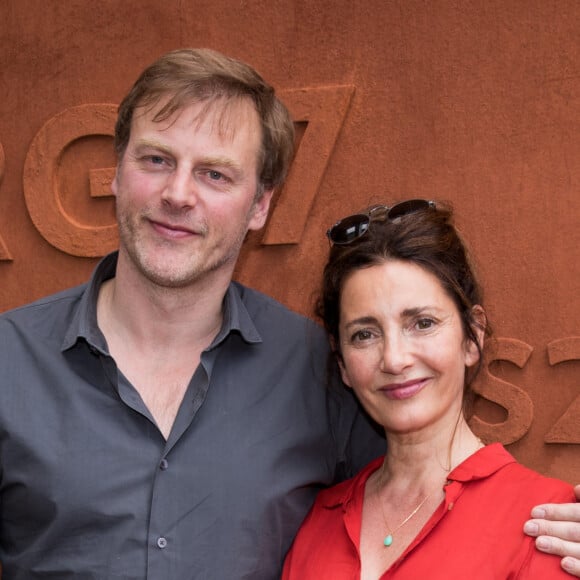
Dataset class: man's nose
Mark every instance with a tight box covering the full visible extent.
[161,168,198,208]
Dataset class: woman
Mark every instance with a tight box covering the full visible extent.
[282,200,574,579]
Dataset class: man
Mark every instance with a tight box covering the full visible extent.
[0,48,578,579]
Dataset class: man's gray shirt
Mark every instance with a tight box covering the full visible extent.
[0,252,384,579]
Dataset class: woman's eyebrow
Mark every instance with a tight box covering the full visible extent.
[343,316,379,330]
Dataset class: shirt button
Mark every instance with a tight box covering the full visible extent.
[160,458,169,470]
[157,537,167,549]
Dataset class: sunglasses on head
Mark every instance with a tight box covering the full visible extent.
[326,199,436,246]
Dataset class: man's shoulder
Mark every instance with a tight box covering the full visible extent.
[232,281,321,329]
[0,283,87,329]
[230,281,329,361]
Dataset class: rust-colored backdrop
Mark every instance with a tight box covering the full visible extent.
[1,1,579,484]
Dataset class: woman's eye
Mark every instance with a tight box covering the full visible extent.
[352,329,374,342]
[416,318,435,330]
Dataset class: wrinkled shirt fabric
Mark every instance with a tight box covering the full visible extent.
[282,443,574,579]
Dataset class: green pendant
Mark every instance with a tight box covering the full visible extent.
[383,534,393,547]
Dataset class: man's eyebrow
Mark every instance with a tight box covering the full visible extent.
[199,156,240,169]
[132,142,242,169]
[133,139,172,153]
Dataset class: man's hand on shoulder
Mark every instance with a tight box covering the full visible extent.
[524,485,580,577]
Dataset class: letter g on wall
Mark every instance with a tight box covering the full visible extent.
[0,140,12,260]
[23,104,119,257]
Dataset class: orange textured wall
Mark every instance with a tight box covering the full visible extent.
[0,0,579,483]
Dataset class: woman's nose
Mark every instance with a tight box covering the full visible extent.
[379,334,412,375]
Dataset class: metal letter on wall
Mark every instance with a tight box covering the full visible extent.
[470,337,535,444]
[23,104,118,257]
[262,85,355,245]
[544,337,580,443]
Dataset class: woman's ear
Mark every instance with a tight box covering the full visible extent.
[337,356,353,389]
[464,305,486,368]
[330,336,352,389]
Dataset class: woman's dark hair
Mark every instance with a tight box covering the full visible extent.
[316,201,490,407]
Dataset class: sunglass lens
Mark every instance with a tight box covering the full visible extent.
[387,199,432,221]
[329,214,370,244]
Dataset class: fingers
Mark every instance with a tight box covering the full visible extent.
[525,489,580,576]
[561,556,580,577]
[531,536,580,577]
[529,502,580,525]
[524,519,580,543]
[530,534,580,559]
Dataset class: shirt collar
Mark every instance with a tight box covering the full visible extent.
[320,456,383,510]
[61,252,263,352]
[319,443,516,510]
[62,252,117,353]
[447,442,516,482]
[207,281,263,348]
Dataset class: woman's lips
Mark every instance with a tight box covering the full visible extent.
[378,378,429,400]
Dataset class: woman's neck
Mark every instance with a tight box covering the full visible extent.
[376,417,483,494]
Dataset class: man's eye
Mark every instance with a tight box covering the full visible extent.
[144,155,166,166]
[208,170,224,181]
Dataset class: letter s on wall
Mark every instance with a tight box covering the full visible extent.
[470,337,535,445]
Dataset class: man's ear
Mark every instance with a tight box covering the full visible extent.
[248,188,274,231]
[111,165,120,197]
[465,305,486,368]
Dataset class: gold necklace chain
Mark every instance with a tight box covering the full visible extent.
[375,439,484,547]
[379,490,434,548]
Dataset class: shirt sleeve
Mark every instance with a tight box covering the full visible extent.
[514,484,577,579]
[515,536,572,579]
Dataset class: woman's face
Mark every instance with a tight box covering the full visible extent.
[337,259,481,437]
